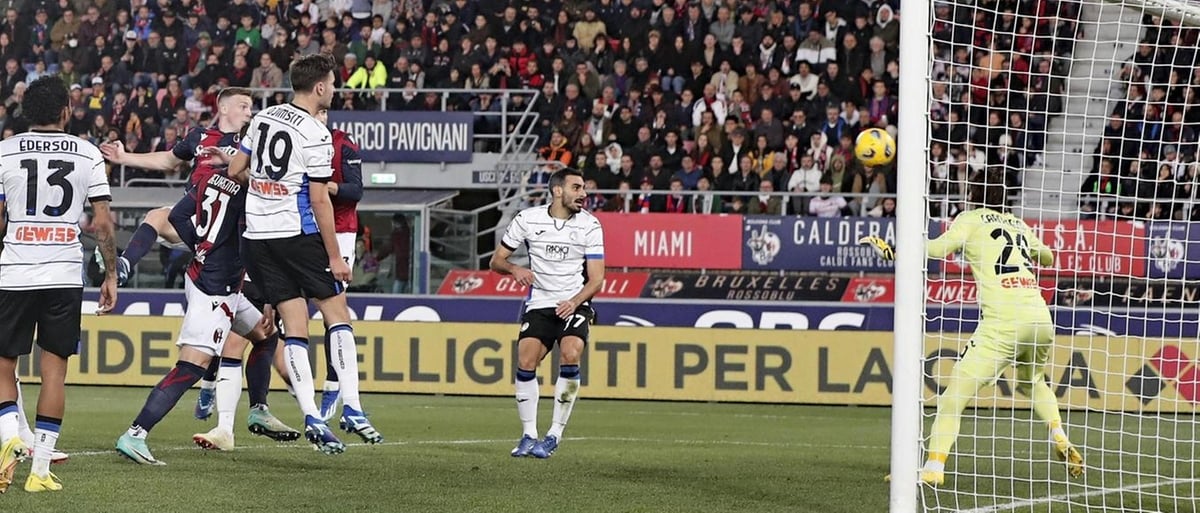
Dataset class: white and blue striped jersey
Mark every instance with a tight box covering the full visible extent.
[239,103,333,240]
[0,130,110,289]
[501,206,605,311]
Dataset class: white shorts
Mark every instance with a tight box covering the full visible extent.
[177,277,263,355]
[337,232,356,269]
[158,235,189,252]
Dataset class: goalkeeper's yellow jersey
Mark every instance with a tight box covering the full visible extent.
[927,208,1054,322]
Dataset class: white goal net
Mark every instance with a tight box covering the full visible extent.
[910,0,1200,512]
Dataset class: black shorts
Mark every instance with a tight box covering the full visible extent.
[244,234,343,305]
[0,288,82,359]
[241,278,268,311]
[518,305,595,352]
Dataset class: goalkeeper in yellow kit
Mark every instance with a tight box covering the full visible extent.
[862,169,1084,486]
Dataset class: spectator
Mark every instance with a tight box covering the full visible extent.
[868,197,897,218]
[809,177,848,217]
[635,176,662,213]
[664,177,688,213]
[749,180,783,215]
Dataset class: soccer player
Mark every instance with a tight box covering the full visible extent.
[0,76,119,492]
[99,87,255,286]
[114,156,276,465]
[314,108,364,421]
[861,168,1085,486]
[489,168,605,459]
[226,53,380,454]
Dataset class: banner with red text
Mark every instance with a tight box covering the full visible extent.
[937,220,1146,277]
[437,269,648,298]
[593,212,743,269]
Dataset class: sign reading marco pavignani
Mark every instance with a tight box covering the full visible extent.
[328,111,474,163]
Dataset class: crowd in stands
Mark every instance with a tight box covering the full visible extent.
[1081,15,1200,221]
[0,0,1084,218]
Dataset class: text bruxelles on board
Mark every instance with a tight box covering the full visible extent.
[13,317,1200,413]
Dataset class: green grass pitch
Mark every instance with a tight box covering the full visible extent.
[0,386,1196,512]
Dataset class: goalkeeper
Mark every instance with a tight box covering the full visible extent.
[862,168,1084,486]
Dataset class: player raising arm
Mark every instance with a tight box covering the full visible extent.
[99,88,254,286]
[861,168,1084,486]
[490,168,605,459]
[0,76,118,493]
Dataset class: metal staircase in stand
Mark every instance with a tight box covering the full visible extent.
[428,90,547,285]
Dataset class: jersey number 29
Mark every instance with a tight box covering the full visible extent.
[21,159,74,217]
[990,227,1033,275]
[253,123,294,181]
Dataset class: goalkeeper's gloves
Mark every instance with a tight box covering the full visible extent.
[858,236,895,261]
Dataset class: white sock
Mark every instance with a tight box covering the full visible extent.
[199,378,216,394]
[0,409,17,443]
[126,425,148,439]
[327,324,361,411]
[15,377,34,445]
[31,423,60,477]
[546,376,581,439]
[284,339,320,418]
[1050,424,1068,442]
[322,381,340,394]
[216,361,243,433]
[515,375,539,439]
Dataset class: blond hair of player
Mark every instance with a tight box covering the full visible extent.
[862,167,1084,486]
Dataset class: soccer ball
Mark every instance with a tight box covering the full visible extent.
[854,128,896,167]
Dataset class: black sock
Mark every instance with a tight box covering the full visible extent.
[323,333,339,385]
[122,223,159,267]
[246,333,278,407]
[202,357,220,382]
[131,361,205,432]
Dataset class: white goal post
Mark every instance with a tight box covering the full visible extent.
[893,0,1200,512]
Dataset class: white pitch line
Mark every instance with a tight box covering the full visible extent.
[958,478,1199,513]
[64,436,888,459]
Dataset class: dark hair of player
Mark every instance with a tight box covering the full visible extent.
[290,54,337,92]
[549,168,584,195]
[23,76,69,127]
[968,167,1008,211]
[218,87,253,102]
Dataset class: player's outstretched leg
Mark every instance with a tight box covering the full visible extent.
[194,358,219,420]
[1016,359,1084,478]
[244,333,300,442]
[15,375,67,464]
[116,207,175,287]
[327,323,380,444]
[922,345,1006,487]
[117,357,208,465]
[319,326,341,422]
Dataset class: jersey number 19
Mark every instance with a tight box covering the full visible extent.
[254,123,294,181]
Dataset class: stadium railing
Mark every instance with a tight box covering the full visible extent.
[112,87,541,187]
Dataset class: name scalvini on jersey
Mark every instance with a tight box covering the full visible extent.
[501,206,604,311]
[239,103,334,240]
